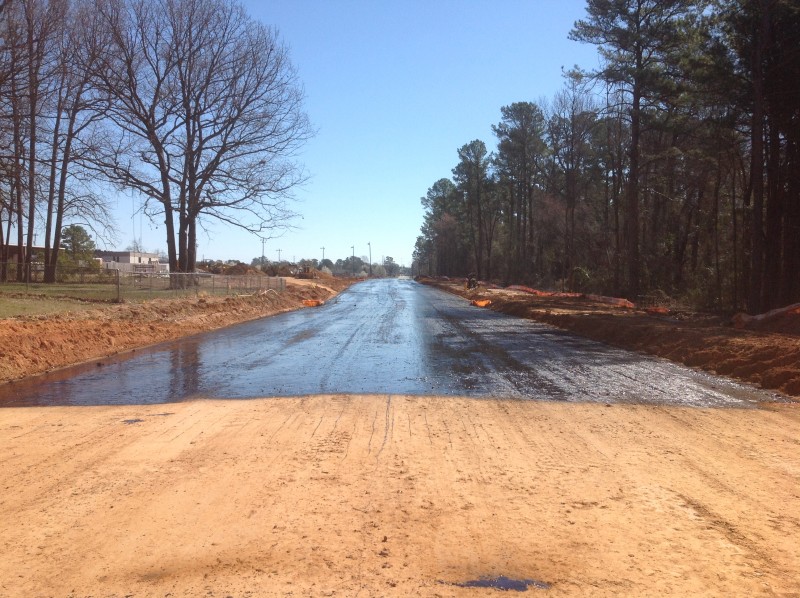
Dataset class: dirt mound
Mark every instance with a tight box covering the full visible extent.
[226,263,259,275]
[733,302,800,335]
[309,268,351,289]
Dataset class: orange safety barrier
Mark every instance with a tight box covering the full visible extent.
[302,299,323,307]
[471,299,492,307]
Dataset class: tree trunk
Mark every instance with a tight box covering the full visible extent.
[763,118,782,310]
[626,78,642,299]
[44,83,66,283]
[781,124,800,305]
[731,161,739,311]
[188,217,197,274]
[25,3,39,281]
[748,2,769,314]
[713,164,722,309]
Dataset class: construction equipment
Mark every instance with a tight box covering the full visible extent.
[296,266,318,280]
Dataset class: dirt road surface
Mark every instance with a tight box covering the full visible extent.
[1,395,798,597]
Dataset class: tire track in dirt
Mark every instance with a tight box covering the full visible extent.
[678,493,776,568]
[375,396,393,462]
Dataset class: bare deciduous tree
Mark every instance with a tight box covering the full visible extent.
[0,0,113,281]
[547,75,597,290]
[42,0,115,281]
[92,0,311,274]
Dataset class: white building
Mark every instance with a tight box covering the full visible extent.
[95,250,169,273]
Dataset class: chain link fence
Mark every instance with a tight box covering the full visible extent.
[0,263,285,302]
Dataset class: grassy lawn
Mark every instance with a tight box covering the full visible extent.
[0,275,273,317]
[0,285,229,318]
[0,282,202,307]
[0,292,101,318]
[3,282,119,300]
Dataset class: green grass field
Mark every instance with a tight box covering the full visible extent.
[2,282,119,300]
[0,292,100,318]
[0,285,204,317]
[0,273,282,317]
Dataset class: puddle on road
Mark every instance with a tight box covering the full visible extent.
[443,576,551,591]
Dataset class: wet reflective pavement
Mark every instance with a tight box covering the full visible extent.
[0,278,781,407]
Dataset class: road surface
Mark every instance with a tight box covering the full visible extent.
[0,278,776,407]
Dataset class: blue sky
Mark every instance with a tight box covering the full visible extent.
[112,0,599,267]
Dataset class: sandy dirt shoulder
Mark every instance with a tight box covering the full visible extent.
[423,279,800,399]
[0,278,351,385]
[1,395,798,597]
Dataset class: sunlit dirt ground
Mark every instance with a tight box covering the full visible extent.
[1,396,798,596]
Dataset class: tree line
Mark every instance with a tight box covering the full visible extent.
[413,0,799,314]
[250,255,403,278]
[0,0,310,282]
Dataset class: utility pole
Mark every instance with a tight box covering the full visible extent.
[351,245,355,276]
[368,242,372,277]
[261,238,265,268]
[320,246,325,263]
[277,248,282,262]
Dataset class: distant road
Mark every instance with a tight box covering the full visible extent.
[0,278,774,407]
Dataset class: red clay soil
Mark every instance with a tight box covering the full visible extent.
[423,278,800,399]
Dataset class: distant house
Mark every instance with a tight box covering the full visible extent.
[95,250,169,273]
[2,245,47,263]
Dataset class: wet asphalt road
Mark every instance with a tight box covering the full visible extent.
[0,278,778,407]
